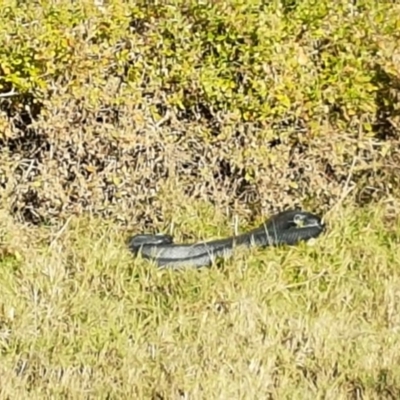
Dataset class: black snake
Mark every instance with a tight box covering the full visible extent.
[128,209,325,269]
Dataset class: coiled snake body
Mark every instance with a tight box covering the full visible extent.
[128,209,325,269]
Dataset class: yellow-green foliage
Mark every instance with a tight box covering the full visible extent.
[1,0,398,123]
[0,0,399,226]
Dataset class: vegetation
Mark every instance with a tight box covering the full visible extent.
[0,0,399,398]
[1,202,400,398]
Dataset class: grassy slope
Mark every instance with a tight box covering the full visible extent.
[0,200,399,399]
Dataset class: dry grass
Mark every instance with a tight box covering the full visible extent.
[0,199,399,399]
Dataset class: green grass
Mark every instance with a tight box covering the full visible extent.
[0,201,399,399]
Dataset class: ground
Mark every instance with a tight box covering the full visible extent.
[0,200,399,399]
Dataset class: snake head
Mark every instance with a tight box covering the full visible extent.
[128,233,174,253]
[293,212,324,229]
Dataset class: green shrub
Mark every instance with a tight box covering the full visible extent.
[0,0,399,225]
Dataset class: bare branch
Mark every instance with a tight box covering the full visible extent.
[0,89,19,98]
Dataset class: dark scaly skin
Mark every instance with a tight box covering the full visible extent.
[128,209,325,269]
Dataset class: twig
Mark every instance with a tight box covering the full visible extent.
[0,89,19,98]
[50,217,72,248]
[324,156,357,221]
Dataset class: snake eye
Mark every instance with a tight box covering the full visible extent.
[293,214,305,227]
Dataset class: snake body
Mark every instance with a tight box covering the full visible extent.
[128,209,325,269]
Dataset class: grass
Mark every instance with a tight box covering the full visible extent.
[0,200,399,399]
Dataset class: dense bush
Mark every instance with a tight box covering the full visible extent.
[0,0,399,226]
